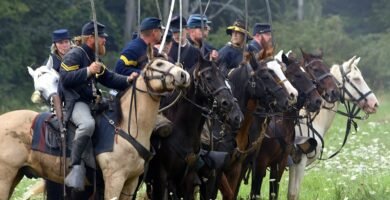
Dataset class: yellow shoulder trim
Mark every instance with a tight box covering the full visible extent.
[120,55,138,66]
[61,63,79,71]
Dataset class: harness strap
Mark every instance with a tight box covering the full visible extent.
[102,113,154,162]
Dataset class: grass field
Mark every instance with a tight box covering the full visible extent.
[11,94,389,200]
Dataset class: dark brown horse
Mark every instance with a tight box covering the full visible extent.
[145,56,243,200]
[249,52,323,200]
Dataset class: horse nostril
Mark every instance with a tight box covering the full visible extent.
[180,72,187,79]
[316,99,322,106]
[221,99,230,108]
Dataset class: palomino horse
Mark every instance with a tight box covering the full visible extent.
[200,48,292,200]
[249,51,323,200]
[287,56,379,200]
[146,56,243,199]
[0,49,191,199]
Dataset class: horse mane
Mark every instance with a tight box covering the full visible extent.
[112,86,133,125]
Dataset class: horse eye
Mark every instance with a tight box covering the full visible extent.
[156,62,164,67]
[352,77,361,82]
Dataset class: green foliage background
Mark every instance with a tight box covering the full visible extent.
[0,0,389,112]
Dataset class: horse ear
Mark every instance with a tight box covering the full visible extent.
[300,48,309,60]
[258,48,266,60]
[243,51,251,64]
[347,55,357,65]
[27,66,35,77]
[146,45,154,61]
[281,53,289,66]
[46,56,54,69]
[353,56,361,66]
[317,48,323,58]
[275,50,283,62]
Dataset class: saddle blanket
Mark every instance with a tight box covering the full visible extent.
[31,112,117,157]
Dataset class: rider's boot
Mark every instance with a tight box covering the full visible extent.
[64,135,89,191]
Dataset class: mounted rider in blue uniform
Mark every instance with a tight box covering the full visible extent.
[59,21,136,190]
[187,14,219,61]
[47,29,72,72]
[115,17,173,138]
[168,15,201,70]
[217,19,252,77]
[248,23,272,54]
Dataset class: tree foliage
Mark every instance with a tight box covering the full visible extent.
[0,0,389,112]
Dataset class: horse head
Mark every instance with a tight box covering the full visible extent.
[249,49,291,111]
[279,52,322,112]
[301,48,340,103]
[331,56,379,114]
[193,56,243,131]
[142,45,190,93]
[27,56,59,103]
[259,44,298,104]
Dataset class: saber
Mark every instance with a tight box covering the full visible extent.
[264,0,274,46]
[90,0,99,62]
[159,0,176,54]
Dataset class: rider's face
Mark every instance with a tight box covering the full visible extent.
[55,39,71,56]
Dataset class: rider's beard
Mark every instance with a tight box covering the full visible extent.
[98,43,106,56]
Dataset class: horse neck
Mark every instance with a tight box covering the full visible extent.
[236,99,257,150]
[119,77,160,148]
[311,100,340,137]
[167,84,207,150]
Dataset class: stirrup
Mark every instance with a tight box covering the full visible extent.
[64,164,86,191]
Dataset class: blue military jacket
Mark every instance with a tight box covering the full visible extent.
[168,40,200,70]
[187,37,215,60]
[50,53,62,72]
[115,37,148,76]
[218,42,245,74]
[59,44,130,104]
[247,40,262,54]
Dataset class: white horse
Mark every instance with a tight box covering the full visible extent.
[269,50,298,102]
[27,56,59,103]
[287,56,379,200]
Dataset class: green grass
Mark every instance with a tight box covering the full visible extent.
[12,94,390,200]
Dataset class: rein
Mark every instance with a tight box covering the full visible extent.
[316,64,371,160]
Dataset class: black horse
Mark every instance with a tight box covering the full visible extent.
[145,56,243,199]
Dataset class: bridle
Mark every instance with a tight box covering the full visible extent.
[304,59,334,90]
[194,65,230,97]
[183,64,232,118]
[260,57,287,95]
[336,63,372,105]
[136,58,179,98]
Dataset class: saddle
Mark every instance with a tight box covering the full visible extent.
[32,113,96,169]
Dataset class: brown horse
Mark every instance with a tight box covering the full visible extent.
[249,52,324,200]
[0,49,190,199]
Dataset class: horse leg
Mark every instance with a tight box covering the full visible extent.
[269,163,281,200]
[0,165,21,199]
[120,176,139,200]
[225,162,242,199]
[250,154,268,200]
[219,172,234,200]
[102,170,127,200]
[287,156,308,200]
